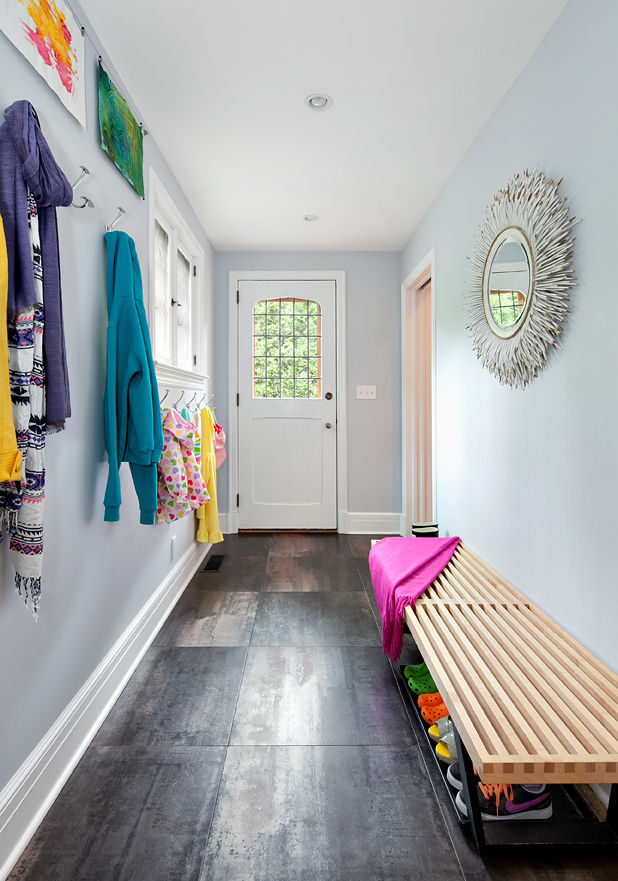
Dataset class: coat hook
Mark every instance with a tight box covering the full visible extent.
[72,195,95,209]
[160,389,169,405]
[105,207,126,232]
[71,165,90,191]
[173,389,184,409]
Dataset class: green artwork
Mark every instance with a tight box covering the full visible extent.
[98,64,144,198]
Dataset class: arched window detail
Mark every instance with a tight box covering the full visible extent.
[252,298,322,399]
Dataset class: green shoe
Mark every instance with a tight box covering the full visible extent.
[407,672,438,695]
[403,662,429,679]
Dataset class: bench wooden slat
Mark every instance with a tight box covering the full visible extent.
[411,605,507,763]
[490,604,618,750]
[517,604,618,704]
[475,603,618,755]
[428,604,531,755]
[454,602,582,756]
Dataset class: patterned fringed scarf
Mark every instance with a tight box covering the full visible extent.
[0,192,45,614]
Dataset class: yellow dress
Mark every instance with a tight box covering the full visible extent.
[196,407,223,543]
[0,216,22,483]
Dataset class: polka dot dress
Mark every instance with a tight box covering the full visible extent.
[157,408,209,523]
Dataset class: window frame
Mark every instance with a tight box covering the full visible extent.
[148,167,208,391]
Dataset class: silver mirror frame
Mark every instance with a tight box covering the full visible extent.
[467,170,577,389]
[482,227,533,339]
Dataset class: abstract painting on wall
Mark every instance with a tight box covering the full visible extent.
[98,64,144,198]
[0,0,86,127]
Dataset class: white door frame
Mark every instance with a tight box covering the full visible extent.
[401,249,437,536]
[227,270,348,533]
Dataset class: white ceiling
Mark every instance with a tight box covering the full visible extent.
[80,0,566,252]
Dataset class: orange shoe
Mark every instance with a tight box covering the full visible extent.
[418,691,443,708]
[421,701,449,724]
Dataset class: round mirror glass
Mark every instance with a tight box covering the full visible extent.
[483,228,532,338]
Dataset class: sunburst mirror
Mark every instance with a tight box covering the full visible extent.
[467,170,577,388]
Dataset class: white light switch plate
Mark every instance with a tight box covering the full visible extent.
[357,385,376,399]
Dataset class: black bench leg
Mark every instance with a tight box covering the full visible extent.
[454,726,486,854]
[607,783,618,836]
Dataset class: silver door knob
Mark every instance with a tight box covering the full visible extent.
[325,422,333,429]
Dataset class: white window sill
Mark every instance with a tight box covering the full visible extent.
[155,361,209,391]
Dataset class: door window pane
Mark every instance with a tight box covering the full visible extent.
[252,298,322,398]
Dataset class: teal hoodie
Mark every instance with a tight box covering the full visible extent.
[103,231,163,524]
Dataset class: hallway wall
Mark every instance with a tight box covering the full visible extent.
[0,4,214,792]
[214,251,402,524]
[401,0,618,670]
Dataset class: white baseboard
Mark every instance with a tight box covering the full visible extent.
[218,511,401,535]
[218,512,236,534]
[345,512,402,535]
[0,541,209,881]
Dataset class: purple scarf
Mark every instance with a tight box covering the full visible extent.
[0,101,72,431]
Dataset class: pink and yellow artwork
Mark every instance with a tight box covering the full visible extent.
[0,0,86,127]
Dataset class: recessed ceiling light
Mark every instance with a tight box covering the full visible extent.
[304,214,319,222]
[306,94,333,110]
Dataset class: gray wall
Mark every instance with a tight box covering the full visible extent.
[214,252,402,517]
[401,0,618,670]
[0,5,214,788]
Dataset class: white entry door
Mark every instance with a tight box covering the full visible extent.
[238,279,337,529]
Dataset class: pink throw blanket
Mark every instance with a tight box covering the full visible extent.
[369,536,460,662]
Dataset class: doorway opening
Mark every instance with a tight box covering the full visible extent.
[402,251,436,537]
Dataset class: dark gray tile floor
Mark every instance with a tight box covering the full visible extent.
[10,534,618,880]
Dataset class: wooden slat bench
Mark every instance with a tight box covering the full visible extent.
[399,541,618,851]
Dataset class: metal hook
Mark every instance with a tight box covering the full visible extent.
[72,195,95,209]
[197,393,206,408]
[105,207,126,232]
[160,389,169,406]
[173,389,184,409]
[71,165,90,191]
[186,392,197,407]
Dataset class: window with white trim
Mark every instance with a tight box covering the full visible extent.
[149,169,207,388]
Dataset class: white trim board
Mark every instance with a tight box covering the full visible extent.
[227,270,348,531]
[0,541,209,881]
[346,512,402,535]
[401,248,437,537]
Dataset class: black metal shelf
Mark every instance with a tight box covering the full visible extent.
[396,664,618,853]
[396,664,469,825]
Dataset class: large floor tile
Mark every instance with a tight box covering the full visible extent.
[217,534,272,557]
[94,647,246,746]
[347,534,396,558]
[155,590,259,646]
[9,745,225,881]
[230,646,415,745]
[199,745,463,881]
[250,591,381,646]
[264,552,364,591]
[267,532,351,556]
[187,554,266,591]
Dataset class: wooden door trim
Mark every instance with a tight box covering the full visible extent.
[401,249,437,537]
[227,270,348,534]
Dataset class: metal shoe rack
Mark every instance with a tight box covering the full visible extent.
[395,663,618,853]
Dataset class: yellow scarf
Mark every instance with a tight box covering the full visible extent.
[196,407,223,543]
[0,216,22,482]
